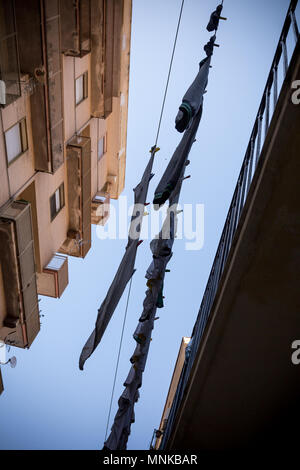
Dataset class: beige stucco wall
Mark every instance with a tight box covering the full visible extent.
[75,54,91,131]
[155,337,190,449]
[63,53,92,141]
[0,90,35,201]
[33,165,68,269]
[0,114,10,208]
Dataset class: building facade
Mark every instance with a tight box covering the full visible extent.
[151,337,190,450]
[0,0,132,353]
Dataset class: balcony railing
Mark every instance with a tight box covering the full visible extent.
[159,0,299,449]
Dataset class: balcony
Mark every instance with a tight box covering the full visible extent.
[61,0,91,57]
[0,200,40,349]
[14,0,64,173]
[91,0,126,118]
[0,0,21,107]
[37,254,69,298]
[59,135,91,258]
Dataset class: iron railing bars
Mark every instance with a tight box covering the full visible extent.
[290,9,300,40]
[281,38,289,75]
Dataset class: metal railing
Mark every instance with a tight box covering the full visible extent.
[159,0,299,449]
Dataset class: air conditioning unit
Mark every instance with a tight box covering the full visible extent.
[37,254,69,298]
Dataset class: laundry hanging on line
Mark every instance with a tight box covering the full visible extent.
[104,93,204,450]
[81,0,225,450]
[79,150,156,370]
[175,55,211,132]
[207,4,223,32]
[153,102,204,208]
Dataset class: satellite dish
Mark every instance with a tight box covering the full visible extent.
[9,356,17,368]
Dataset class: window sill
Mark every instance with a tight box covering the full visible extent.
[50,204,65,223]
[75,96,88,107]
[7,149,29,167]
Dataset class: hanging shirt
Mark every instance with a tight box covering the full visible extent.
[204,34,216,57]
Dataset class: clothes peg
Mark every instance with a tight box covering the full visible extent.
[149,145,160,154]
[182,175,191,181]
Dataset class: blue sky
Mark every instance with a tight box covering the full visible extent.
[0,0,298,450]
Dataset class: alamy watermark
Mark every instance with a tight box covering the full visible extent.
[95,196,205,251]
[291,340,300,365]
[291,80,300,104]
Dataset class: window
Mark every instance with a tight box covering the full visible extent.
[5,119,28,164]
[97,135,106,160]
[50,183,65,221]
[75,72,88,105]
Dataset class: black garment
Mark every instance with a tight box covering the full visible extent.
[175,57,210,133]
[207,4,223,32]
[204,35,216,57]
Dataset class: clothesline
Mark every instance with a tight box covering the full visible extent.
[103,2,226,449]
[78,0,226,450]
[103,0,186,441]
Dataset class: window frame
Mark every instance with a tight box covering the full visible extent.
[50,183,65,221]
[97,134,107,161]
[75,71,88,106]
[4,118,28,166]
